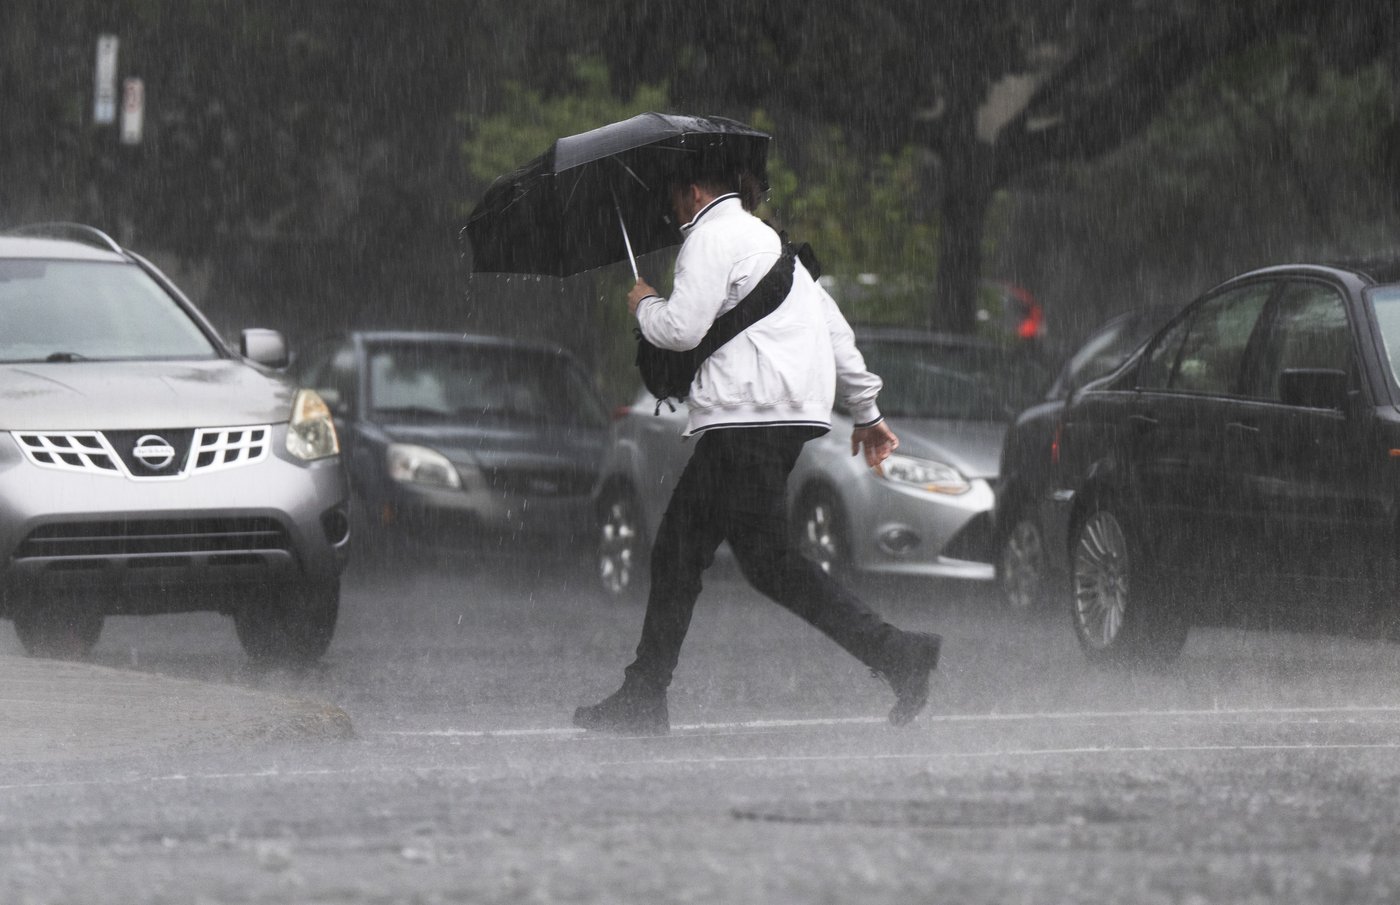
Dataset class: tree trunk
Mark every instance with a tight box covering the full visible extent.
[931,140,996,335]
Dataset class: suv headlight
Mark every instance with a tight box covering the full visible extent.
[286,389,340,460]
[878,454,971,495]
[387,443,462,489]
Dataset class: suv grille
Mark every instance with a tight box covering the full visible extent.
[15,517,291,560]
[13,426,271,480]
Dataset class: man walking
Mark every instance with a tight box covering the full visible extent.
[573,160,941,735]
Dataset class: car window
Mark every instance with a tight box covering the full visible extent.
[1368,286,1400,395]
[860,340,1048,421]
[1140,282,1272,395]
[0,259,218,362]
[1053,310,1171,398]
[1242,281,1353,401]
[366,342,607,428]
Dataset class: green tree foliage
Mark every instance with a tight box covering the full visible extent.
[580,0,1400,334]
[1000,34,1400,350]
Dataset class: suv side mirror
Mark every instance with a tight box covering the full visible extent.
[1278,368,1349,410]
[241,328,289,369]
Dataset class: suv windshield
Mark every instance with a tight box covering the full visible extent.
[367,341,608,428]
[861,340,1048,422]
[1368,286,1400,394]
[0,259,218,363]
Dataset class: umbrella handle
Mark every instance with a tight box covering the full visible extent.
[613,195,640,281]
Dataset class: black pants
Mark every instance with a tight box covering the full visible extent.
[625,425,899,689]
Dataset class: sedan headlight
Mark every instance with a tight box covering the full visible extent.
[285,389,340,460]
[387,443,462,489]
[878,454,971,495]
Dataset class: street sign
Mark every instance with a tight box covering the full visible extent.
[93,34,119,125]
[120,77,145,145]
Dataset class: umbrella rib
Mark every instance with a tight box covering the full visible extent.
[613,158,650,190]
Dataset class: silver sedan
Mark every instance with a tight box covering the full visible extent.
[593,328,1048,596]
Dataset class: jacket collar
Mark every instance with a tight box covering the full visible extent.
[679,193,741,234]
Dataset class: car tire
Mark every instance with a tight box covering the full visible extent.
[792,485,851,581]
[1070,503,1188,664]
[12,596,104,660]
[997,512,1048,611]
[235,578,340,667]
[596,486,648,601]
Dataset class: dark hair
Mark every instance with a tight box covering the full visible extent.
[668,152,741,198]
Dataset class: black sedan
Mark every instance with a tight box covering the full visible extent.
[1049,262,1400,663]
[291,332,609,564]
[994,305,1179,610]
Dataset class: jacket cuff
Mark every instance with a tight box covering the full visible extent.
[851,403,883,429]
[634,295,663,319]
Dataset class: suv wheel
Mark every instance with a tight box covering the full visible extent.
[793,486,850,580]
[998,513,1047,611]
[1070,504,1187,664]
[597,487,646,600]
[13,596,104,659]
[235,578,340,667]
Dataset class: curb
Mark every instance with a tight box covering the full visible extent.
[0,655,354,763]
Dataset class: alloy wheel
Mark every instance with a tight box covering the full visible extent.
[597,493,643,597]
[1072,509,1131,650]
[797,491,845,576]
[1000,517,1047,610]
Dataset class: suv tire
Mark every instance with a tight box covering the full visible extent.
[235,578,339,667]
[13,596,104,659]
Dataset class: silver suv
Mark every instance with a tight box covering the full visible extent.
[0,224,349,664]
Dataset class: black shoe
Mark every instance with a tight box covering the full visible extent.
[572,676,670,736]
[882,631,941,727]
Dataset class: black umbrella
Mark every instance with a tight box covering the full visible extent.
[463,112,771,278]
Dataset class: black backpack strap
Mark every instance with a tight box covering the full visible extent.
[634,242,807,405]
[691,246,798,362]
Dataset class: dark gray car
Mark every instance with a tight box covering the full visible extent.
[290,331,610,565]
[0,224,349,663]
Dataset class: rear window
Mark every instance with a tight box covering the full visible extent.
[0,259,217,363]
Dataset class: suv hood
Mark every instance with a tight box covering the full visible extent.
[1,361,295,431]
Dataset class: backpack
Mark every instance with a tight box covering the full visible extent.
[634,241,819,405]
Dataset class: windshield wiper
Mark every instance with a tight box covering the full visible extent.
[43,351,89,363]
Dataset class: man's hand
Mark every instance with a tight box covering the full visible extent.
[852,421,899,472]
[627,278,657,315]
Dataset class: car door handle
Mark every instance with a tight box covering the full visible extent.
[1226,422,1260,435]
[1128,413,1158,433]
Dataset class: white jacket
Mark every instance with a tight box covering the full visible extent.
[635,195,884,436]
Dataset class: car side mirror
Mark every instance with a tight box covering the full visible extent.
[1278,368,1349,411]
[241,328,289,369]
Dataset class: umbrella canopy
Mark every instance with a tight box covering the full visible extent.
[463,112,771,278]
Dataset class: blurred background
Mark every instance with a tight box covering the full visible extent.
[3,0,1397,404]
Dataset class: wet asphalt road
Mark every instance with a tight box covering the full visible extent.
[4,557,1400,903]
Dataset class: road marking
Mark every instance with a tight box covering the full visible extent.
[4,705,1398,794]
[594,741,1400,768]
[376,703,1400,739]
